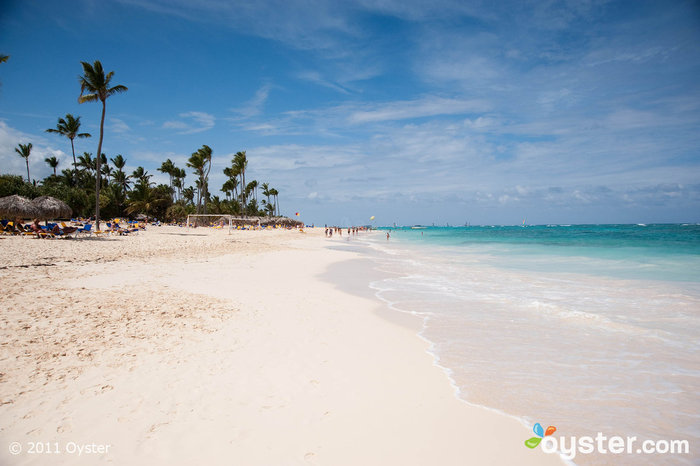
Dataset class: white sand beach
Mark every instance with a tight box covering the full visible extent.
[0,226,564,465]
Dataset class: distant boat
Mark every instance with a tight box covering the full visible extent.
[411,225,427,229]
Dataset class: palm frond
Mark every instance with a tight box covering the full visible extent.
[78,93,99,103]
[107,84,128,96]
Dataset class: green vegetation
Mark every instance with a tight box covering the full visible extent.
[1,59,284,223]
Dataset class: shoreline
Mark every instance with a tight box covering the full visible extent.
[1,226,564,465]
[323,237,565,451]
[358,227,699,466]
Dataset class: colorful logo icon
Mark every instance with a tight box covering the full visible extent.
[525,422,557,448]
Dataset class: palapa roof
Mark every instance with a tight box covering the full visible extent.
[0,194,40,219]
[32,196,73,220]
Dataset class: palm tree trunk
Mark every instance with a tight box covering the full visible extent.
[95,100,105,229]
[25,159,30,182]
[70,137,77,185]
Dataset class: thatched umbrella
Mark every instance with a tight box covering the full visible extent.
[31,196,72,220]
[0,194,39,220]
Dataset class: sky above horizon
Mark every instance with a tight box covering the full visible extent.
[1,0,699,226]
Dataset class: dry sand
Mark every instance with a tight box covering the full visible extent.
[0,226,564,465]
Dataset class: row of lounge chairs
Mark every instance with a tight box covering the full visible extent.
[0,219,145,238]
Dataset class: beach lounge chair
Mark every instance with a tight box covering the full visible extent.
[77,224,93,236]
[94,226,108,236]
[0,221,13,235]
[60,222,79,238]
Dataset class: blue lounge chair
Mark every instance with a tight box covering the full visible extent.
[77,224,92,236]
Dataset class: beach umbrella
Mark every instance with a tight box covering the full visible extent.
[0,194,39,219]
[31,196,72,220]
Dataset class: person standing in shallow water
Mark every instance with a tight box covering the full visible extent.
[386,231,390,240]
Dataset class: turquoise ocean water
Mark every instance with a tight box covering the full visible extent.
[362,224,699,465]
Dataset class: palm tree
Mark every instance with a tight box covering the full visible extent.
[232,151,248,211]
[247,180,259,203]
[187,145,212,215]
[110,153,126,171]
[223,166,240,201]
[208,196,224,214]
[126,184,169,219]
[59,168,75,186]
[132,166,152,187]
[269,188,279,216]
[221,178,237,201]
[78,60,128,229]
[173,167,186,201]
[110,154,130,197]
[77,152,95,175]
[45,114,91,181]
[261,182,272,209]
[112,169,130,190]
[158,159,177,201]
[182,186,195,206]
[45,156,59,176]
[98,153,110,187]
[263,199,275,217]
[15,143,32,182]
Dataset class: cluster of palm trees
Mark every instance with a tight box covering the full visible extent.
[6,59,284,222]
[220,151,279,217]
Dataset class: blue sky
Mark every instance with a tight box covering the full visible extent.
[1,0,699,226]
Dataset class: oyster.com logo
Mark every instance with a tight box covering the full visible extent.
[525,422,556,449]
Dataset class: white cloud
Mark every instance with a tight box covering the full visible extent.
[0,120,71,181]
[110,117,130,133]
[296,71,350,94]
[347,96,490,124]
[231,84,274,118]
[162,111,215,134]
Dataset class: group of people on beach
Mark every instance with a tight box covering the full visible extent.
[0,218,78,237]
[324,226,368,238]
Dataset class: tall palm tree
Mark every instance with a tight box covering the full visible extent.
[78,60,127,228]
[223,166,240,200]
[45,114,91,181]
[269,188,279,216]
[173,167,186,201]
[232,151,247,211]
[247,180,259,204]
[158,159,176,200]
[261,182,271,206]
[15,143,32,182]
[188,154,205,214]
[98,153,111,188]
[187,145,212,215]
[45,156,59,176]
